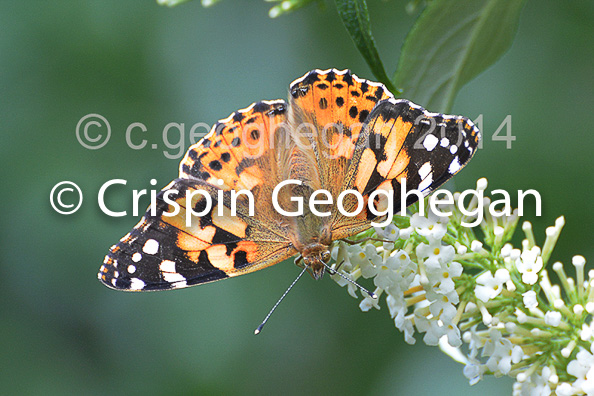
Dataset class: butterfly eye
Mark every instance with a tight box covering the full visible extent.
[321,251,331,263]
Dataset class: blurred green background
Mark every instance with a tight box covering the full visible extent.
[1,1,592,394]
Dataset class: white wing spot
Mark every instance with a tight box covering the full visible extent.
[128,265,136,274]
[132,252,142,262]
[422,134,439,151]
[130,278,145,290]
[114,271,119,278]
[418,162,432,180]
[143,239,159,255]
[449,156,462,174]
[440,137,449,147]
[450,145,458,154]
[111,278,117,286]
[160,260,176,273]
[418,173,433,192]
[163,272,187,286]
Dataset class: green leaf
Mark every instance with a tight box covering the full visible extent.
[393,0,526,113]
[335,0,398,94]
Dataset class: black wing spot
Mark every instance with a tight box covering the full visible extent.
[359,109,370,123]
[351,90,360,97]
[221,152,231,163]
[343,72,354,86]
[231,137,241,147]
[201,139,211,148]
[349,106,358,119]
[234,250,250,269]
[317,83,329,90]
[194,196,210,213]
[325,70,337,82]
[302,71,320,86]
[336,97,344,107]
[209,160,222,171]
[334,83,344,89]
[252,101,271,113]
[360,81,369,94]
[232,112,245,123]
[190,161,202,174]
[319,98,328,110]
[375,86,384,99]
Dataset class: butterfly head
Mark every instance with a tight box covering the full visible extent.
[301,244,331,280]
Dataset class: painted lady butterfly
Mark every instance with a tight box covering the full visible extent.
[99,69,480,291]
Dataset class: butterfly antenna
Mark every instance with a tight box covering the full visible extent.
[254,265,309,335]
[321,262,377,299]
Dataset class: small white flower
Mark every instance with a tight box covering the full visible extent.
[429,297,458,324]
[475,269,510,303]
[416,240,455,264]
[544,311,562,327]
[410,212,448,241]
[515,246,543,285]
[359,244,382,278]
[398,226,413,240]
[463,357,485,386]
[567,346,594,395]
[414,313,445,346]
[374,223,399,250]
[522,290,538,309]
[424,258,462,295]
[443,324,462,347]
[483,329,522,375]
[374,254,399,290]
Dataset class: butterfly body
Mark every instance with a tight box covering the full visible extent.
[99,69,480,291]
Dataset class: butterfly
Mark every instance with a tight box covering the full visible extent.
[98,69,480,292]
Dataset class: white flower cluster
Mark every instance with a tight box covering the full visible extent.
[330,178,593,395]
